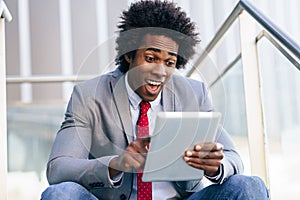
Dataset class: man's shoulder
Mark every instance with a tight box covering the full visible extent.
[76,68,123,88]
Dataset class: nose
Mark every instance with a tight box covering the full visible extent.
[151,63,167,78]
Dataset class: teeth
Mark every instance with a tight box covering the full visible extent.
[146,79,162,86]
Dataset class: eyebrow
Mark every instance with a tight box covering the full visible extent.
[146,48,178,57]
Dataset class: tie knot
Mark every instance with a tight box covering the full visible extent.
[139,101,151,114]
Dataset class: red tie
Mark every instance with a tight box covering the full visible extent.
[137,101,152,200]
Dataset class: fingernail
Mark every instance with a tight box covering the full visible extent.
[183,156,190,161]
[216,143,224,149]
[195,145,201,151]
[186,151,192,156]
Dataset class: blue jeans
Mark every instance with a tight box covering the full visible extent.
[41,175,268,200]
[187,175,268,200]
[41,181,98,200]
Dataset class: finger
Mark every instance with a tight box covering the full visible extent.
[130,140,148,154]
[126,145,147,164]
[197,151,224,159]
[184,150,224,160]
[194,142,223,152]
[122,148,146,171]
[137,136,151,146]
[121,139,151,171]
[136,137,151,147]
[121,153,144,172]
[184,157,222,175]
[213,143,224,151]
[184,156,223,167]
[113,154,134,172]
[193,142,213,151]
[186,161,220,174]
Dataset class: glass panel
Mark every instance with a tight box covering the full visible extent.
[209,60,252,175]
[7,102,66,199]
[258,38,300,199]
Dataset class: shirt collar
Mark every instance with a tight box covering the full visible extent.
[125,73,162,110]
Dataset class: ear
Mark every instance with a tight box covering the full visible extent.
[124,55,131,63]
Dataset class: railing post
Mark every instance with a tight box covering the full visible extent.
[239,10,269,188]
[0,1,11,199]
[0,15,8,200]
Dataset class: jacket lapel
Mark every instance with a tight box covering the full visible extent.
[110,70,182,144]
[110,74,134,144]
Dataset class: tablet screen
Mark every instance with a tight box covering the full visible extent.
[142,112,221,182]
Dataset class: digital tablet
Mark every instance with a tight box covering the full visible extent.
[142,112,221,182]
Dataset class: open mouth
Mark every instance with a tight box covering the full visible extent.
[145,79,163,86]
[145,79,164,95]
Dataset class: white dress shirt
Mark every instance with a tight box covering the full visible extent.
[124,73,178,200]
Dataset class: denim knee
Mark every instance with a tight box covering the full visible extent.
[41,182,98,200]
[225,175,269,199]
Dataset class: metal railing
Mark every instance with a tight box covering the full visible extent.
[256,30,300,70]
[0,0,12,22]
[6,74,96,84]
[185,0,300,190]
[186,0,300,78]
[1,1,12,199]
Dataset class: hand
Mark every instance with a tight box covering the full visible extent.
[183,142,224,177]
[109,137,150,178]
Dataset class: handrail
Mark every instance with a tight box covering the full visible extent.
[186,0,300,77]
[6,75,96,84]
[256,30,300,70]
[185,0,242,77]
[0,1,12,22]
[240,0,300,61]
[0,1,10,199]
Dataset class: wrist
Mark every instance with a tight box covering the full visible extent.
[109,157,121,178]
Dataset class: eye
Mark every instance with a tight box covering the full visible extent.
[145,55,155,63]
[166,60,176,67]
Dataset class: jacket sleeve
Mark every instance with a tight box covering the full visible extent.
[216,127,244,183]
[172,127,244,197]
[46,84,117,190]
[172,79,244,195]
[198,79,244,183]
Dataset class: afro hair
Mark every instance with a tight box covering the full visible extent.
[115,0,200,72]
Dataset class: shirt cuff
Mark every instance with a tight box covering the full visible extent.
[107,156,124,187]
[204,164,224,183]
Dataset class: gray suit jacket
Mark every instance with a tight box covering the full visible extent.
[46,68,243,199]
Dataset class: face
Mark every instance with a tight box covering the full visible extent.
[126,34,179,102]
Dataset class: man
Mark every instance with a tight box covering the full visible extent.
[42,0,268,199]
